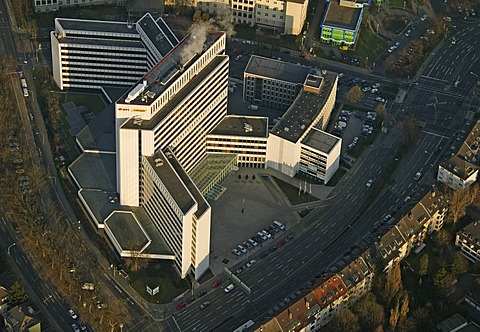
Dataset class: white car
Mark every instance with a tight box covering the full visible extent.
[372,83,381,89]
[421,14,428,21]
[371,88,379,94]
[262,230,272,239]
[68,309,78,320]
[224,284,235,293]
[248,238,258,247]
[366,179,373,188]
[231,248,241,256]
[237,245,247,254]
[375,96,385,103]
[246,259,256,268]
[362,86,371,92]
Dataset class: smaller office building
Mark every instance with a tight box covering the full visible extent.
[320,0,364,46]
[244,55,311,112]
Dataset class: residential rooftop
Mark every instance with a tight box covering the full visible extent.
[312,275,347,309]
[118,31,225,106]
[323,0,362,31]
[302,128,340,154]
[244,55,311,84]
[339,256,371,290]
[270,72,337,143]
[209,115,268,137]
[458,221,480,243]
[121,55,227,130]
[440,155,478,180]
[457,120,480,164]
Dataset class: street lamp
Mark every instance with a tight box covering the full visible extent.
[119,323,124,332]
[7,243,16,255]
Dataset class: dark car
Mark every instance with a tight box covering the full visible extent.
[197,290,207,298]
[260,252,269,259]
[200,301,211,310]
[176,303,187,311]
[277,240,286,248]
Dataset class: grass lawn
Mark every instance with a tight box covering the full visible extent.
[130,262,189,304]
[352,29,387,65]
[272,177,318,205]
[64,92,107,115]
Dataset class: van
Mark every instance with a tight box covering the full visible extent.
[273,220,285,230]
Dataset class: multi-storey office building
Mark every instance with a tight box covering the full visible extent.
[51,13,178,90]
[115,30,228,279]
[206,115,269,168]
[267,72,339,184]
[34,0,125,13]
[244,55,311,112]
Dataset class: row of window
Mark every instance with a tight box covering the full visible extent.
[207,138,267,144]
[207,148,266,155]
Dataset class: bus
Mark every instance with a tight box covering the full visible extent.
[233,320,254,332]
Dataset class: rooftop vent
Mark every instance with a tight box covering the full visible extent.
[133,116,143,126]
[244,123,253,133]
[127,21,134,29]
[155,158,164,167]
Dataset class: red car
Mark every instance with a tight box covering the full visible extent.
[212,280,221,288]
[176,303,187,311]
[277,240,286,248]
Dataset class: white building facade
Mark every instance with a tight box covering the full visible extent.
[34,0,125,13]
[115,31,228,279]
[51,14,179,90]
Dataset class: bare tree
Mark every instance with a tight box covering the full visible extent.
[375,103,387,122]
[326,308,360,332]
[124,239,149,273]
[344,85,364,104]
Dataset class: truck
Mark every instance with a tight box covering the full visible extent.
[82,282,95,291]
[193,9,202,22]
[20,78,27,88]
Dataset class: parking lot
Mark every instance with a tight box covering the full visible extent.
[208,168,299,275]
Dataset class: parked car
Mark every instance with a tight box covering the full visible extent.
[176,303,187,311]
[197,289,207,298]
[212,280,221,288]
[246,259,256,268]
[231,248,241,256]
[72,324,80,332]
[237,245,247,254]
[68,309,78,320]
[366,179,373,188]
[235,266,246,274]
[248,238,258,247]
[224,284,235,293]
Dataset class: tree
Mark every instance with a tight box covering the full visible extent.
[327,308,360,332]
[384,262,402,305]
[419,253,429,277]
[354,292,385,331]
[434,229,452,248]
[344,85,364,104]
[448,188,470,224]
[451,253,469,276]
[433,267,455,296]
[8,281,27,305]
[375,103,387,122]
[124,239,149,273]
[402,116,421,146]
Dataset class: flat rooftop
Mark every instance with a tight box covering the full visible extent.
[244,55,311,84]
[118,31,225,106]
[302,128,340,154]
[69,153,116,192]
[163,148,210,219]
[121,55,227,130]
[136,14,178,57]
[56,18,137,35]
[323,0,362,31]
[190,154,237,195]
[271,72,337,143]
[146,151,196,215]
[76,104,116,153]
[209,115,268,137]
[105,211,150,251]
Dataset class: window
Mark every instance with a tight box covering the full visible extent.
[265,12,268,16]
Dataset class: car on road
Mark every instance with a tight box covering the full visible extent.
[375,96,385,103]
[186,296,195,303]
[78,322,87,331]
[68,309,78,320]
[200,301,211,310]
[371,88,379,94]
[72,324,81,332]
[413,172,422,181]
[404,29,412,37]
[421,14,428,21]
[197,289,207,298]
[260,252,269,259]
[277,240,286,248]
[212,280,221,288]
[285,234,294,242]
[383,214,393,222]
[366,179,373,188]
[269,245,277,253]
[224,284,235,293]
[246,259,256,268]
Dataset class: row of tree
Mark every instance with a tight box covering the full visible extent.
[0,55,132,331]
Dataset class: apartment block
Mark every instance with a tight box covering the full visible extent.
[437,120,480,190]
[455,221,480,263]
[51,14,179,90]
